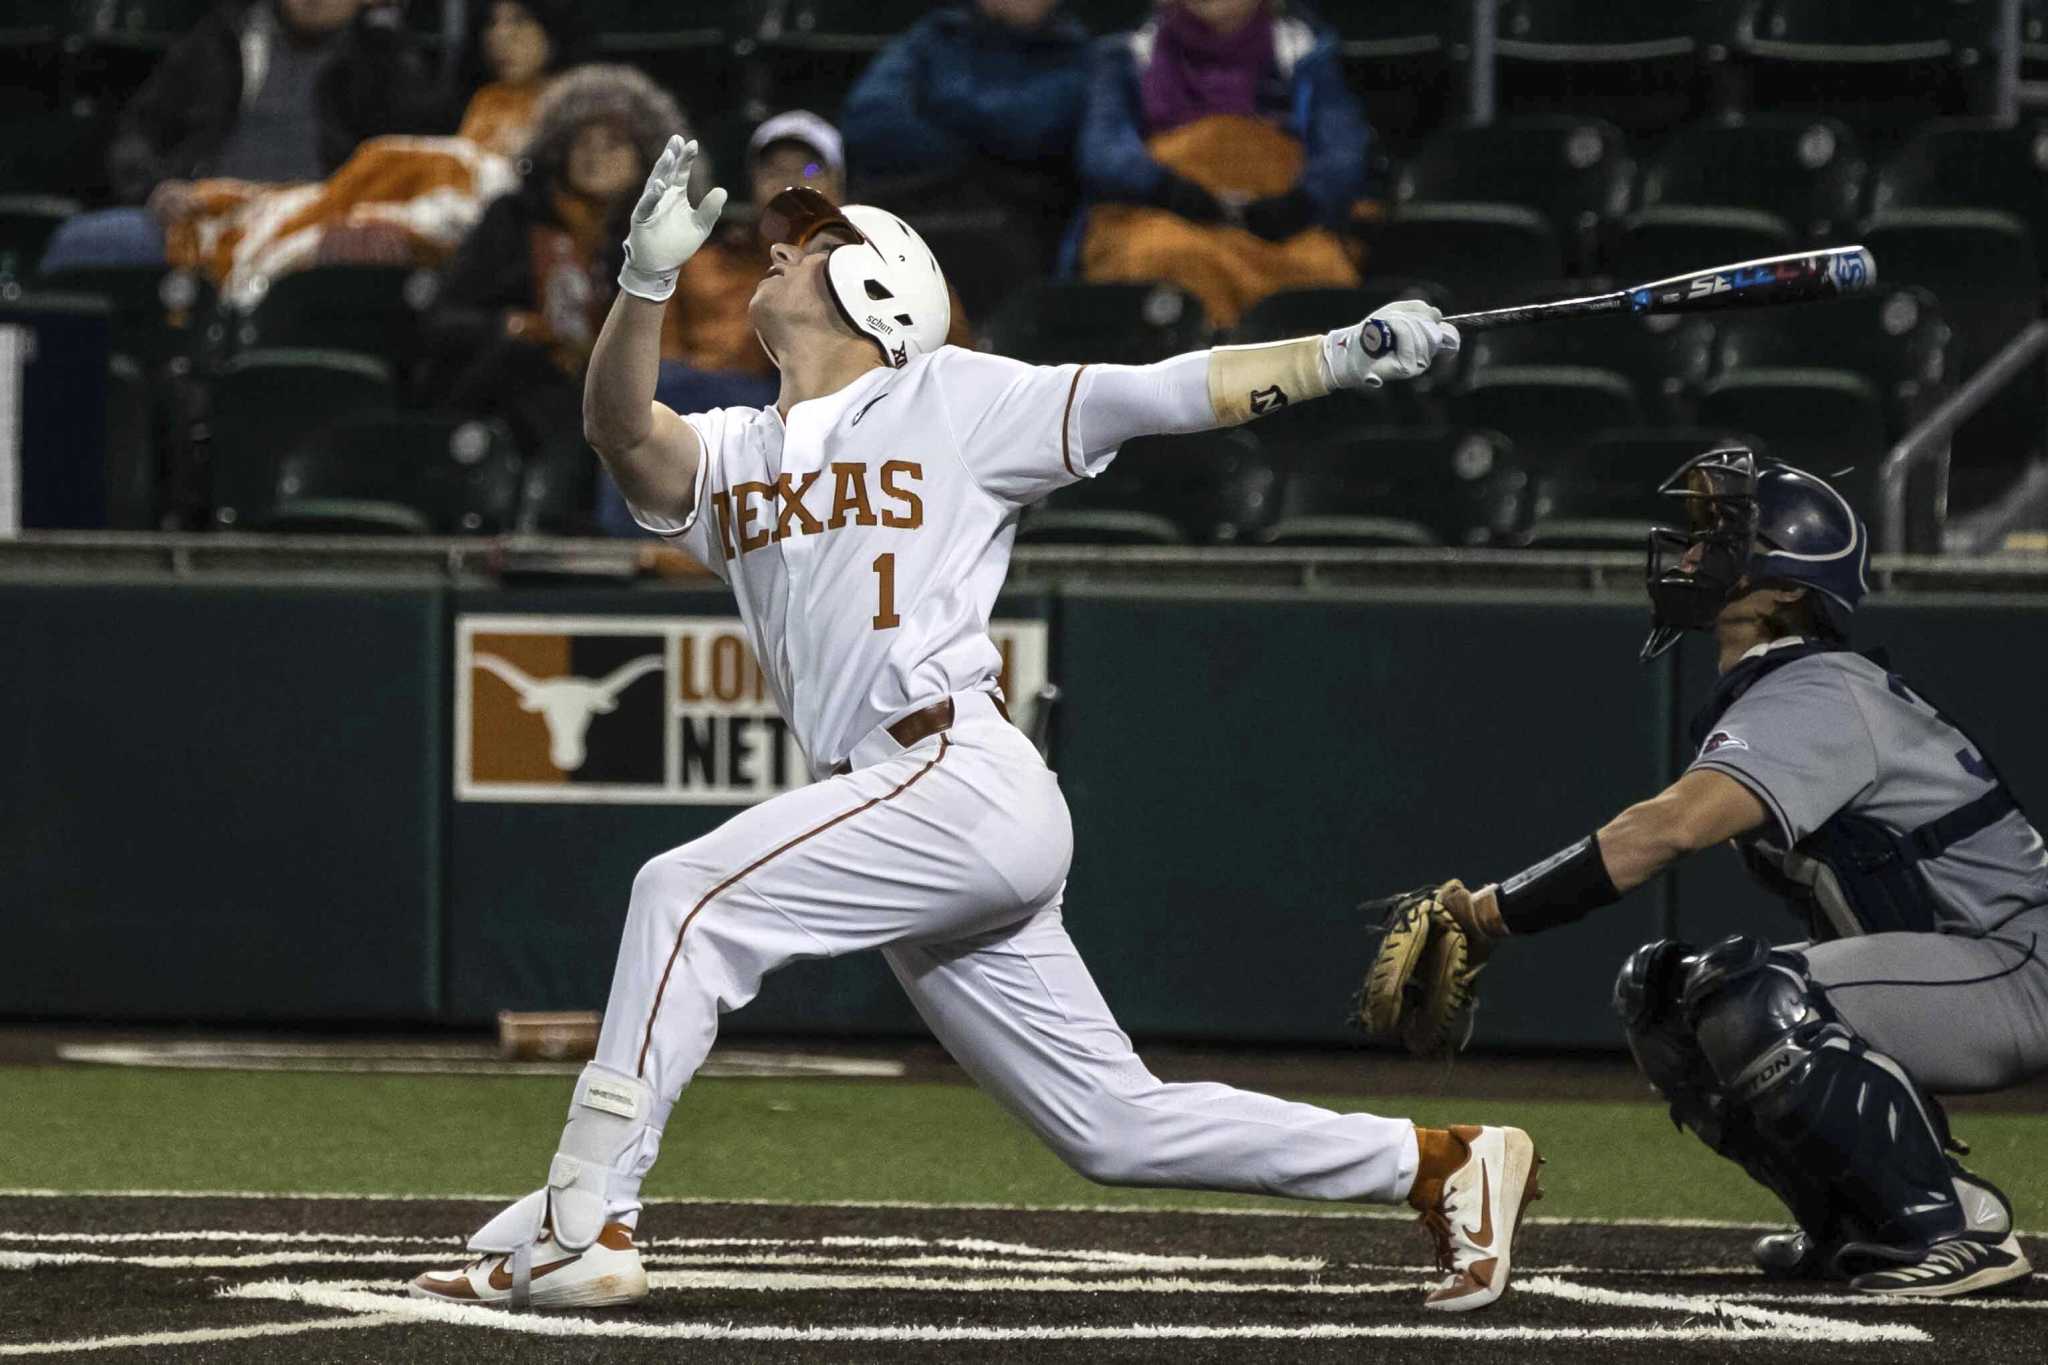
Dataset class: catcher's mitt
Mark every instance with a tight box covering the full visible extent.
[1353,883,1484,1058]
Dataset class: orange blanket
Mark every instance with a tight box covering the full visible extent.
[165,134,520,309]
[1082,114,1357,330]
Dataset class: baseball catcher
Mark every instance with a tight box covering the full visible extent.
[1358,447,2048,1298]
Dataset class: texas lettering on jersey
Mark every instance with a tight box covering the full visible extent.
[700,460,925,562]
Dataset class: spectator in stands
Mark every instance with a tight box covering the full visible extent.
[840,0,1091,274]
[446,0,587,156]
[428,65,683,532]
[1076,0,1367,329]
[40,0,439,273]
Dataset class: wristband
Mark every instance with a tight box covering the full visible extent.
[1495,834,1620,934]
[617,240,679,304]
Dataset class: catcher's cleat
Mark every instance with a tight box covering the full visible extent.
[1415,1125,1543,1312]
[410,1221,648,1309]
[1752,1230,1839,1280]
[1847,1233,2032,1298]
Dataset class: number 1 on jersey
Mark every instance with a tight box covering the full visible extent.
[871,552,900,630]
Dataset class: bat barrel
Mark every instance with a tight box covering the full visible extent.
[1438,245,1875,332]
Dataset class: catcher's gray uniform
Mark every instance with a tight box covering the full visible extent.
[1689,638,2048,1093]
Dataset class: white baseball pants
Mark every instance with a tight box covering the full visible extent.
[591,690,1419,1223]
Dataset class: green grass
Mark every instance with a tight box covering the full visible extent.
[4,1066,2045,1226]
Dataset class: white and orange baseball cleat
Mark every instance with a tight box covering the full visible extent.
[410,1221,647,1310]
[1411,1124,1543,1311]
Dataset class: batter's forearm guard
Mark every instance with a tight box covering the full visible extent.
[1206,337,1333,425]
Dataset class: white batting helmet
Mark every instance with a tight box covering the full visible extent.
[759,187,951,367]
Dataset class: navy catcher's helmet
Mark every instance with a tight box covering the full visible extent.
[1641,447,1870,659]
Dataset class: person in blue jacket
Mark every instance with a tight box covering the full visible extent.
[1075,0,1368,328]
[840,0,1092,284]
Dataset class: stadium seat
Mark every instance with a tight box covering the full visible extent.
[1396,117,1633,273]
[1859,209,2042,469]
[516,440,600,536]
[104,351,157,530]
[586,1,732,112]
[903,210,1050,332]
[1732,0,1988,150]
[1714,285,1951,435]
[1870,120,2048,263]
[1637,115,1865,242]
[234,265,435,375]
[1695,368,1892,481]
[71,0,209,105]
[1357,204,1565,304]
[1451,365,1644,465]
[1460,292,1716,425]
[981,281,1209,367]
[760,0,931,114]
[267,413,520,535]
[0,195,81,280]
[0,107,114,200]
[1261,428,1526,548]
[1324,0,1462,156]
[38,264,221,373]
[1492,0,1731,139]
[2028,0,2048,81]
[205,349,396,529]
[1606,205,1796,284]
[1521,427,1750,548]
[1017,430,1276,545]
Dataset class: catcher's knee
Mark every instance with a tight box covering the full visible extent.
[1680,935,1827,1102]
[1614,939,1722,1132]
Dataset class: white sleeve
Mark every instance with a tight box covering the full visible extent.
[933,347,1216,506]
[628,408,732,582]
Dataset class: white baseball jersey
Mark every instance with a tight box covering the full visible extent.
[632,346,1122,775]
[567,341,1420,1240]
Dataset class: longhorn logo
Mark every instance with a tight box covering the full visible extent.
[471,653,664,771]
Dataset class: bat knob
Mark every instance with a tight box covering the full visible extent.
[1827,245,1875,293]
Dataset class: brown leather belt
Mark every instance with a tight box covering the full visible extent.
[832,694,1008,776]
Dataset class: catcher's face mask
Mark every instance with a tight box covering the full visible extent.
[1641,447,1760,660]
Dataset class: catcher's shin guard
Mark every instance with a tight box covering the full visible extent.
[468,1063,654,1308]
[1683,935,1966,1254]
[1615,939,1846,1244]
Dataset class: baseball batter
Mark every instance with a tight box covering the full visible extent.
[413,137,1540,1312]
[1362,448,2048,1298]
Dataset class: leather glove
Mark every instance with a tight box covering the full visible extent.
[1244,187,1316,242]
[1154,172,1228,225]
[618,135,728,304]
[1323,300,1460,389]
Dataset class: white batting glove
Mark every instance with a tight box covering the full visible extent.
[618,136,728,304]
[1323,300,1460,390]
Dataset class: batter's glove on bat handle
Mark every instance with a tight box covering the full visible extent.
[618,136,728,305]
[1324,300,1460,390]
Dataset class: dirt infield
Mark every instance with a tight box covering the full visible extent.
[2,1193,2042,1363]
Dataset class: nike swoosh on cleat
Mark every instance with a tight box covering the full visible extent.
[488,1254,580,1291]
[1461,1161,1494,1248]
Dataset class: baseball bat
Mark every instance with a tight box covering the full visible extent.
[1442,245,1876,331]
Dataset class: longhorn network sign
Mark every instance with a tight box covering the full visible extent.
[455,615,1050,805]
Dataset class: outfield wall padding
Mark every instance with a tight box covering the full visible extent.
[6,581,2045,1051]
